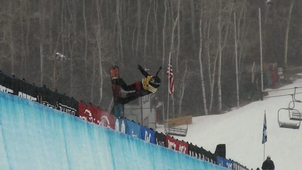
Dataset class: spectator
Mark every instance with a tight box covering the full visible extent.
[261,155,275,170]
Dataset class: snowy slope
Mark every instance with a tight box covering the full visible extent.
[157,76,302,170]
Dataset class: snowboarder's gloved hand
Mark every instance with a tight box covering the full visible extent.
[138,65,143,70]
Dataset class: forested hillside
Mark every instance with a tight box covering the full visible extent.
[0,0,301,117]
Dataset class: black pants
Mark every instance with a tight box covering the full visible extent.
[115,78,142,104]
[117,78,137,91]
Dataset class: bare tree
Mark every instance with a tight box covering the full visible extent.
[198,2,208,115]
[236,0,248,79]
[217,0,233,113]
[83,0,88,83]
[116,0,124,65]
[66,0,79,96]
[51,1,64,90]
[152,1,160,60]
[8,1,16,75]
[39,0,46,86]
[143,0,152,64]
[19,1,30,78]
[178,60,187,116]
[96,0,105,104]
[284,0,295,69]
[167,0,180,117]
[217,0,223,113]
[136,0,141,59]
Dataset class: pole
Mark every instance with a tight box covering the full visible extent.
[263,143,265,161]
[167,93,169,121]
[234,12,239,108]
[259,8,264,100]
[167,53,171,121]
[140,97,143,126]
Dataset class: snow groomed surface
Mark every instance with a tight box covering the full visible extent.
[0,92,226,170]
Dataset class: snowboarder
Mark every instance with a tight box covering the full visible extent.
[112,65,161,104]
[261,155,275,170]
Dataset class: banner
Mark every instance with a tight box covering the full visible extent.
[155,132,167,147]
[233,161,249,170]
[99,109,115,129]
[14,78,38,102]
[39,86,59,109]
[57,94,78,116]
[125,119,141,138]
[167,56,174,95]
[200,147,217,164]
[140,126,156,144]
[166,135,177,150]
[0,72,14,94]
[217,156,233,169]
[188,143,203,160]
[262,112,267,144]
[177,140,188,154]
[78,102,93,122]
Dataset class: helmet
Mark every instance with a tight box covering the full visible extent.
[149,76,161,88]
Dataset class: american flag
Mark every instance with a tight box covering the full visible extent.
[167,56,174,95]
[262,112,267,144]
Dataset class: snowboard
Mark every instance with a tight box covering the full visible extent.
[110,65,124,118]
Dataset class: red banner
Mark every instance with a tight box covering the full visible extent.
[87,104,98,124]
[78,102,93,122]
[166,136,177,151]
[166,136,188,154]
[177,140,189,154]
[78,102,114,129]
[99,109,115,129]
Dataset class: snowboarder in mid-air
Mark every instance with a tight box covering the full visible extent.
[111,65,161,104]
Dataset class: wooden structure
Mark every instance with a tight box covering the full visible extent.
[164,115,192,137]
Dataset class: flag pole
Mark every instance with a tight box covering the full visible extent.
[259,7,264,100]
[234,12,240,108]
[263,142,265,161]
[167,87,170,121]
[167,53,171,121]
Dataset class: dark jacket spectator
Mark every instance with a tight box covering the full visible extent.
[261,155,275,170]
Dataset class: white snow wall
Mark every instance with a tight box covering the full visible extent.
[0,92,226,170]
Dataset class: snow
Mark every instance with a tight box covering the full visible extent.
[157,76,302,169]
[1,75,302,169]
[0,91,227,170]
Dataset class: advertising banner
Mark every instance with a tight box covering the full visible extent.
[199,147,217,164]
[166,135,177,151]
[39,86,59,109]
[155,132,166,147]
[0,72,14,94]
[14,78,38,102]
[177,140,188,154]
[87,104,98,124]
[125,119,141,138]
[140,126,155,144]
[217,156,233,169]
[78,102,93,122]
[57,94,78,116]
[98,109,115,129]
